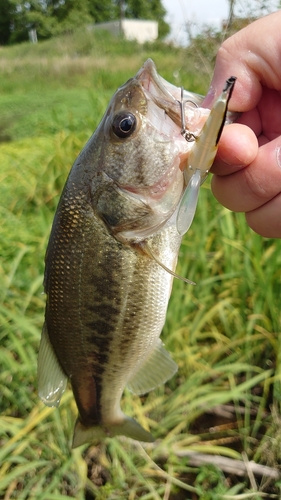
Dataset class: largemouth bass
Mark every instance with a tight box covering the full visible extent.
[38,59,235,447]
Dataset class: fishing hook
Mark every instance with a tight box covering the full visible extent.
[178,87,198,142]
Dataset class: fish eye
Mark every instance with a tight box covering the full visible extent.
[112,112,136,138]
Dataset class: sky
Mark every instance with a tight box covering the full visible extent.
[162,0,279,45]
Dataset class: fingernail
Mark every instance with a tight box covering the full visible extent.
[276,146,281,168]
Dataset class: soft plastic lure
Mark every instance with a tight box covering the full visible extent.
[176,77,236,236]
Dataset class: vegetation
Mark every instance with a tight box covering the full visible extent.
[0,0,169,45]
[1,27,281,499]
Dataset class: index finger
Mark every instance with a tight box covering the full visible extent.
[203,12,281,112]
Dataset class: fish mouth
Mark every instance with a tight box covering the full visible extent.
[136,59,178,101]
[135,59,183,128]
[135,59,209,159]
[133,60,203,192]
[135,59,207,132]
[134,59,192,173]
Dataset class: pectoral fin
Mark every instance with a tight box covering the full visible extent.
[38,323,67,407]
[140,241,195,285]
[127,339,178,395]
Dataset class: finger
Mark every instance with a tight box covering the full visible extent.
[211,123,258,175]
[211,138,281,212]
[246,193,281,238]
[203,12,281,112]
[236,108,261,136]
[256,86,281,140]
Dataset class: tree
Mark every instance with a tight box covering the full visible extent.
[0,0,169,45]
[8,1,59,43]
[7,0,94,43]
[0,0,14,44]
[89,0,118,23]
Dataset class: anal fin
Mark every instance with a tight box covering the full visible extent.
[38,323,67,407]
[127,339,178,396]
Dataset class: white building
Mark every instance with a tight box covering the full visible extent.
[90,19,158,44]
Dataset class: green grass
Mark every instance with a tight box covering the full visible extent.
[0,28,208,143]
[1,28,281,499]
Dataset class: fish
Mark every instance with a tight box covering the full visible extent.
[38,59,235,447]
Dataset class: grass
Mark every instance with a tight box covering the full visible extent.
[0,27,281,499]
[0,28,208,143]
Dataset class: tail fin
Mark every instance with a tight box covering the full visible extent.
[72,416,154,448]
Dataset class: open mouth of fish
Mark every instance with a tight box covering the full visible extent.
[135,59,209,173]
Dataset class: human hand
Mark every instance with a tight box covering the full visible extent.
[204,11,281,238]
